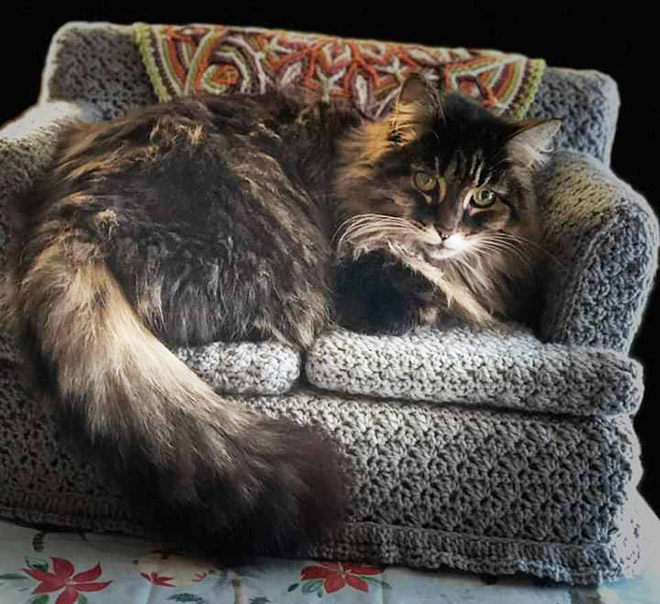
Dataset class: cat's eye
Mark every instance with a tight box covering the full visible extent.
[470,188,498,208]
[413,172,437,192]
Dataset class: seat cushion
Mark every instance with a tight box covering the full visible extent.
[306,322,643,416]
[174,340,300,394]
[1,331,300,396]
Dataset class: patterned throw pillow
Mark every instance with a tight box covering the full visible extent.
[136,23,545,119]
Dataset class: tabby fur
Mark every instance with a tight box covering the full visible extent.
[5,75,559,558]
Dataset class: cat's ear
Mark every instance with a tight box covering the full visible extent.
[398,73,437,106]
[388,74,438,144]
[507,119,562,169]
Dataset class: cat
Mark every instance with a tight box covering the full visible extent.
[334,76,560,332]
[4,74,560,559]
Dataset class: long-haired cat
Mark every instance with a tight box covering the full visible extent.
[335,76,560,332]
[5,74,559,558]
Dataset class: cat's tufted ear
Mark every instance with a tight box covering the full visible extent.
[398,73,437,106]
[507,119,562,169]
[388,74,438,144]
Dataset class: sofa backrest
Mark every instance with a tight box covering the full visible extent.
[40,22,619,164]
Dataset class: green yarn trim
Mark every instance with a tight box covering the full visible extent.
[134,23,171,103]
[133,22,545,119]
[513,58,546,119]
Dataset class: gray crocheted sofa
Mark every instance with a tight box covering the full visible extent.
[1,22,658,586]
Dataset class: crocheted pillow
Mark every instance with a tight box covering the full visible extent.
[306,322,644,415]
[134,23,545,119]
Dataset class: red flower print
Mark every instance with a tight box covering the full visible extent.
[300,561,384,594]
[140,571,176,587]
[192,571,209,583]
[23,557,112,604]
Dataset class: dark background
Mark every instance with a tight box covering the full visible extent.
[2,6,658,514]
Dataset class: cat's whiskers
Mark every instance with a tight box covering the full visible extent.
[336,213,429,258]
[469,233,535,268]
[471,239,528,264]
[452,254,493,290]
[494,231,563,268]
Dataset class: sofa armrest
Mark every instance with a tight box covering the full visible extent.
[537,150,659,353]
[1,101,102,358]
[0,101,101,261]
[1,101,101,198]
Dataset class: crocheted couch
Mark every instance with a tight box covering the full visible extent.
[0,22,657,586]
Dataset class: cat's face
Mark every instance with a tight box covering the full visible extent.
[336,76,560,277]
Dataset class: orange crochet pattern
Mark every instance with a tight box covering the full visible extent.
[136,23,545,119]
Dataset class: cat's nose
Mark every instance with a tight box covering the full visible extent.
[435,216,460,241]
[435,226,455,242]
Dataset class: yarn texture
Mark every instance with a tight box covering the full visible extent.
[306,322,644,416]
[0,22,657,586]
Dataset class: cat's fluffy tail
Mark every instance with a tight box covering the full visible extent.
[13,234,346,558]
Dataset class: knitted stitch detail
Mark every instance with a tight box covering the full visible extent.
[135,22,169,105]
[305,323,643,415]
[37,24,618,161]
[175,341,300,394]
[516,53,546,118]
[0,22,655,587]
[0,375,644,586]
[134,22,545,119]
[537,151,660,352]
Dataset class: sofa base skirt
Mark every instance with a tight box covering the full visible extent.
[0,368,645,586]
[0,495,644,586]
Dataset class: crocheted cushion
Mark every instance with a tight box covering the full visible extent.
[174,341,300,394]
[1,335,300,396]
[306,323,643,416]
[40,23,618,163]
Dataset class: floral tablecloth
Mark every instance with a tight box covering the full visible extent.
[1,497,658,604]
